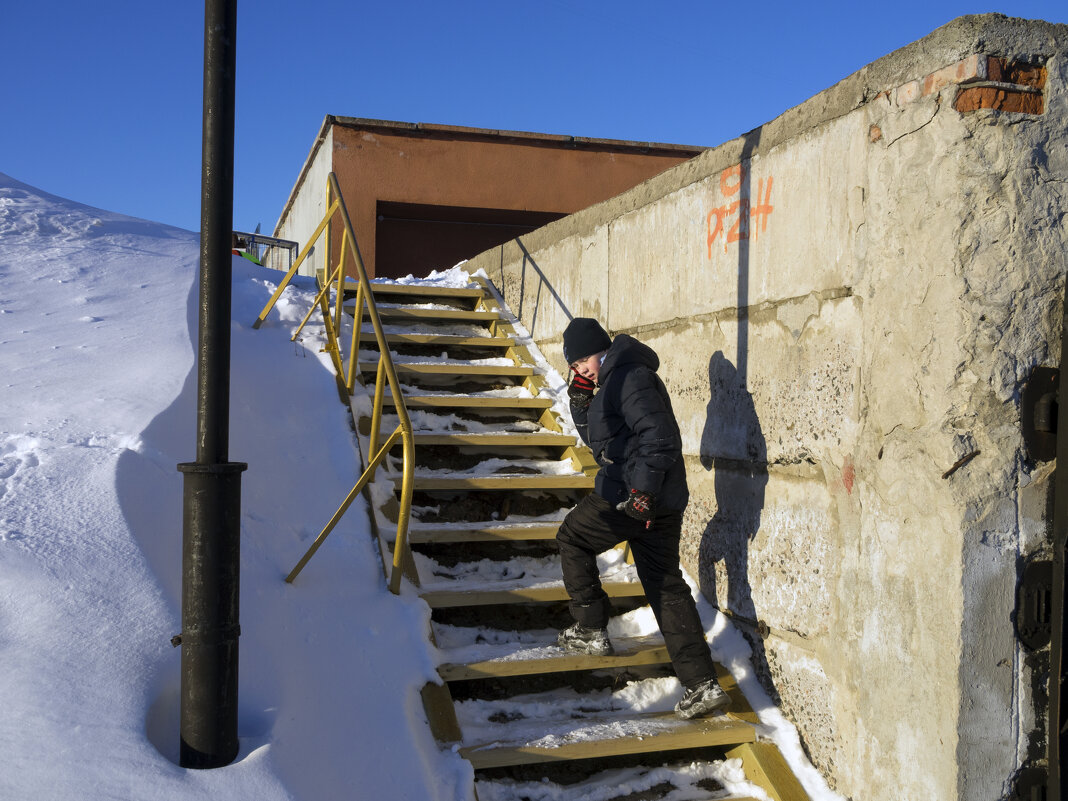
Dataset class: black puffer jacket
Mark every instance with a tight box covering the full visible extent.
[572,334,689,512]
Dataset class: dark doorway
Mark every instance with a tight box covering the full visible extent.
[375,201,565,279]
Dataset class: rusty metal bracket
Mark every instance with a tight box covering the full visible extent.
[1017,558,1054,651]
[1022,366,1059,462]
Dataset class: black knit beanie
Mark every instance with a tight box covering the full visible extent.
[563,318,612,364]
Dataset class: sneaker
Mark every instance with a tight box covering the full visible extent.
[557,622,614,656]
[675,677,730,720]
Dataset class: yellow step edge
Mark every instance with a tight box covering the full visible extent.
[382,395,552,409]
[420,581,644,608]
[407,524,562,543]
[363,363,535,377]
[358,281,483,299]
[353,307,502,323]
[372,333,515,347]
[410,432,575,446]
[406,475,595,491]
[459,710,757,769]
[726,742,813,801]
[439,636,671,680]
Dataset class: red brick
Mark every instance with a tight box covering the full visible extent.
[1007,63,1047,89]
[896,80,921,105]
[954,86,1044,114]
[987,56,1005,82]
[923,54,986,96]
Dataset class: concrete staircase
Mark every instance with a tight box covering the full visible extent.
[349,276,808,801]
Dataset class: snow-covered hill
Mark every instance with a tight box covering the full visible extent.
[0,173,465,800]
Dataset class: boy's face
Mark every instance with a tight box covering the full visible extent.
[570,351,606,385]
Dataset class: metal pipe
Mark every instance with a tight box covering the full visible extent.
[328,173,417,596]
[334,229,347,339]
[196,0,236,466]
[177,0,245,770]
[345,281,364,393]
[1049,285,1068,800]
[252,197,339,328]
[285,426,403,584]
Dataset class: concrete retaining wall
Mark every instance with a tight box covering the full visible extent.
[275,123,333,277]
[461,15,1068,800]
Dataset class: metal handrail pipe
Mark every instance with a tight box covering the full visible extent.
[291,261,342,342]
[333,228,348,339]
[368,357,386,475]
[345,278,364,393]
[285,425,403,583]
[252,197,339,329]
[327,173,416,594]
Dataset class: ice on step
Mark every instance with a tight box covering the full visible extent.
[416,549,635,592]
[358,349,516,367]
[456,677,685,746]
[391,384,534,399]
[475,758,767,801]
[364,322,491,338]
[380,411,557,435]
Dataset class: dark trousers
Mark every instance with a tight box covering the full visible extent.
[556,493,716,689]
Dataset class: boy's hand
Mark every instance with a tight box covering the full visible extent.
[617,488,656,527]
[568,373,596,409]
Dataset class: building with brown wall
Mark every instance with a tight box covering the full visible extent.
[273,116,706,280]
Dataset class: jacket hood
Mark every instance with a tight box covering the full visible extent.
[600,334,659,381]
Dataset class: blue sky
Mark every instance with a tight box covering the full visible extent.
[4,1,1066,234]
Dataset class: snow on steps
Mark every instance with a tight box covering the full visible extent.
[349,304,503,324]
[438,632,674,680]
[351,274,809,801]
[460,709,757,769]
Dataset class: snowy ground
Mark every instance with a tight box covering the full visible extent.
[0,173,843,800]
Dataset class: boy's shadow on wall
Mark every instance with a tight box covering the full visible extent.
[699,351,778,702]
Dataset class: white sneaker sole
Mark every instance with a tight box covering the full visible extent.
[675,693,730,720]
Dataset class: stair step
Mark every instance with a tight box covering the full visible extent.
[366,362,534,378]
[411,432,575,447]
[459,709,756,769]
[360,281,484,300]
[371,333,515,348]
[353,306,501,324]
[420,581,643,608]
[407,523,562,544]
[405,474,595,491]
[383,395,552,410]
[439,634,670,680]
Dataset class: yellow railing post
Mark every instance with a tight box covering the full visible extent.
[333,228,348,340]
[368,357,386,477]
[290,261,341,342]
[251,198,339,328]
[325,173,418,594]
[285,427,403,584]
[275,172,417,594]
[323,184,331,288]
[345,280,364,393]
[389,424,416,594]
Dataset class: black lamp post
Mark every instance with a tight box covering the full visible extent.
[175,0,246,770]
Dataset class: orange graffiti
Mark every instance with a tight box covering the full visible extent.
[720,164,747,196]
[706,166,774,258]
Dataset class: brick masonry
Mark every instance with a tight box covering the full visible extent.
[892,53,1047,115]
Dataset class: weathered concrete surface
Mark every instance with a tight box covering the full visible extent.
[462,15,1068,801]
[275,122,333,276]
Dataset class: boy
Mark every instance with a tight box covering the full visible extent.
[556,317,729,720]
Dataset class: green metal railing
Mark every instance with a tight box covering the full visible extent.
[253,172,416,594]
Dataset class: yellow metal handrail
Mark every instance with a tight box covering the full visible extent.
[253,173,416,594]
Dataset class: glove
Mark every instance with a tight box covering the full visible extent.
[567,373,596,410]
[617,489,656,526]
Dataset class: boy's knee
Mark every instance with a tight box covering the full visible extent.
[556,521,577,548]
